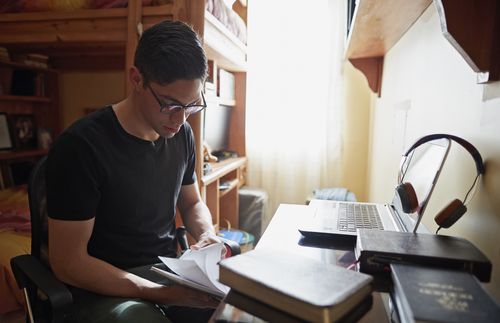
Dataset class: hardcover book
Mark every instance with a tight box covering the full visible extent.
[224,290,374,323]
[391,263,500,323]
[355,229,492,282]
[218,248,373,323]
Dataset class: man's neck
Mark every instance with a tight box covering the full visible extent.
[112,97,160,142]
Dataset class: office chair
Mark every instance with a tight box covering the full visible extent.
[10,156,240,323]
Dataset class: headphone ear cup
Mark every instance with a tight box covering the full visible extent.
[434,199,467,228]
[396,183,419,213]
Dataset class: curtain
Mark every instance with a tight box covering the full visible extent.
[246,0,346,227]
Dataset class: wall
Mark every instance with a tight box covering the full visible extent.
[59,71,125,129]
[367,5,500,300]
[341,62,372,202]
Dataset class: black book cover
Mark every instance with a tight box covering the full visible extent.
[391,263,500,323]
[355,229,492,282]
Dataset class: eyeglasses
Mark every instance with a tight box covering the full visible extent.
[148,84,207,115]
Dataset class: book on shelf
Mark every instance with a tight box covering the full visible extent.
[390,263,500,323]
[151,242,229,298]
[13,53,49,69]
[355,229,492,282]
[218,248,373,323]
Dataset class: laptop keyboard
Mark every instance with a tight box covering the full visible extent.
[337,203,384,232]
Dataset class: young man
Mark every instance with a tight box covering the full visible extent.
[46,20,220,322]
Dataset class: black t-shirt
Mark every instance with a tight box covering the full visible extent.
[46,106,196,269]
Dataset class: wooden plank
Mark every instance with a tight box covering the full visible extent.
[0,18,127,44]
[205,181,220,227]
[0,95,51,103]
[436,0,500,82]
[125,0,142,94]
[346,0,432,59]
[228,72,246,157]
[0,8,128,22]
[201,157,247,186]
[204,11,247,71]
[186,0,206,190]
[220,187,239,228]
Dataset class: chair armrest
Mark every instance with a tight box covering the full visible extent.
[10,254,73,322]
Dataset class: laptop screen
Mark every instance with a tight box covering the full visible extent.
[392,138,451,232]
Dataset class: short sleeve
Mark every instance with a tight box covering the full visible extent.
[181,122,197,186]
[46,133,103,220]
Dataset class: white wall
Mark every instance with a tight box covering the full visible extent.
[341,63,371,202]
[367,5,500,300]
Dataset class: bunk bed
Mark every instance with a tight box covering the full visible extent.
[0,0,247,71]
[0,0,248,314]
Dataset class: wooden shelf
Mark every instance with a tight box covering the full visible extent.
[345,0,432,94]
[219,98,236,107]
[0,95,51,103]
[346,0,500,93]
[435,0,500,82]
[219,179,239,198]
[0,60,56,73]
[0,149,48,161]
[202,157,247,186]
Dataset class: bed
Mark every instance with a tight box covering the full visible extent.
[0,0,247,72]
[0,186,30,314]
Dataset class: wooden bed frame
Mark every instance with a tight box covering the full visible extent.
[0,0,248,231]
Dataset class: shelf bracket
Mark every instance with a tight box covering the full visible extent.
[349,57,384,96]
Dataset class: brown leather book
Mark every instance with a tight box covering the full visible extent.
[218,249,373,323]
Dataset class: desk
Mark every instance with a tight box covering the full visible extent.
[210,204,393,322]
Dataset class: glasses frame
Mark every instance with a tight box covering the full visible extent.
[148,84,207,115]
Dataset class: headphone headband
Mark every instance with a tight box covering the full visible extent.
[403,134,485,175]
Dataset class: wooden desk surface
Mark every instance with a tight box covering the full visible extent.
[211,204,392,323]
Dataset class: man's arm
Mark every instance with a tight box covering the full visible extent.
[177,182,221,249]
[48,217,218,307]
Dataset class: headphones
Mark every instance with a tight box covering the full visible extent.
[396,134,485,230]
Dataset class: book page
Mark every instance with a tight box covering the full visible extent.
[159,242,229,295]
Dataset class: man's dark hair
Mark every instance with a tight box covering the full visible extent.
[134,20,207,86]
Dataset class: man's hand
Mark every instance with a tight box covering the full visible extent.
[190,231,221,250]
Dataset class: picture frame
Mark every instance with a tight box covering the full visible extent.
[0,112,13,150]
[9,114,37,150]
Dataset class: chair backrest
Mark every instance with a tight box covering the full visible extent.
[28,156,48,263]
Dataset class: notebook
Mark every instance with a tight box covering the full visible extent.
[299,138,451,241]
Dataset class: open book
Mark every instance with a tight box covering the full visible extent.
[151,242,229,298]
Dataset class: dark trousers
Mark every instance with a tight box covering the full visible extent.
[65,264,214,323]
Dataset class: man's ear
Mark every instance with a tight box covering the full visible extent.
[129,66,143,89]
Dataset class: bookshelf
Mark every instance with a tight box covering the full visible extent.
[0,59,60,188]
[0,0,248,230]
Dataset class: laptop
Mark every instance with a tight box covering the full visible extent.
[298,138,452,241]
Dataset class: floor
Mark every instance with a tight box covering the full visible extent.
[0,310,24,323]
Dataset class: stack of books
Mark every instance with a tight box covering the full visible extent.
[13,53,49,68]
[218,248,374,322]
